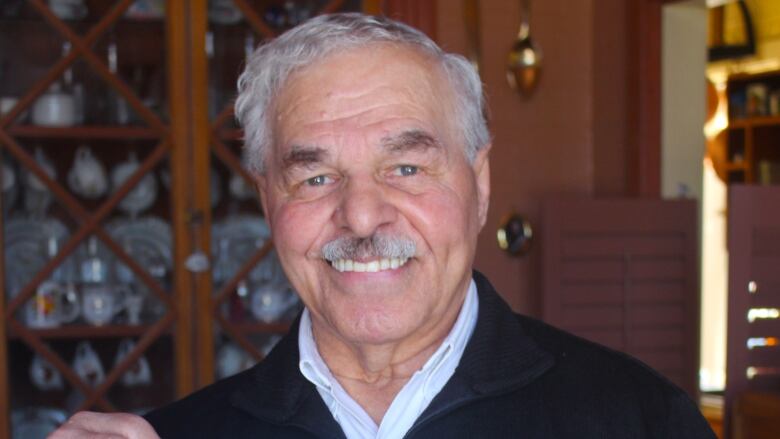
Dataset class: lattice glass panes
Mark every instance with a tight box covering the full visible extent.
[203,0,363,381]
[9,337,174,415]
[206,0,364,128]
[1,0,178,431]
[89,24,168,126]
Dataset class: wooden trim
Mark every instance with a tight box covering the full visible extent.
[233,0,276,39]
[6,126,160,139]
[381,0,437,39]
[166,0,196,399]
[362,0,382,15]
[189,0,216,390]
[627,0,662,197]
[0,160,8,439]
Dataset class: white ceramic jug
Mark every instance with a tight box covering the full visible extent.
[24,281,80,328]
[67,146,108,199]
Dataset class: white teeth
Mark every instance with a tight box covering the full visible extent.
[329,257,409,273]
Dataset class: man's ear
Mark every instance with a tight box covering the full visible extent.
[473,144,491,230]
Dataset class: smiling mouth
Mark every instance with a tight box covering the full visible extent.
[329,258,410,273]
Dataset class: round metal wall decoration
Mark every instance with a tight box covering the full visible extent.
[497,213,533,256]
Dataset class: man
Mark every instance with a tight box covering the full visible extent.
[52,13,715,438]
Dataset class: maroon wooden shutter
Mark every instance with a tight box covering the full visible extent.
[726,185,780,435]
[542,198,699,397]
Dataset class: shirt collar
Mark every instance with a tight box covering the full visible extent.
[297,280,479,439]
[298,279,478,396]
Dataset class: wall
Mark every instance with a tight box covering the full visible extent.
[437,0,630,314]
[662,3,707,200]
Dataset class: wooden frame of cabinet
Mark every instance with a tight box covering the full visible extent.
[0,2,182,433]
[0,1,437,435]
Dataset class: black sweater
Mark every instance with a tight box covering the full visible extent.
[145,271,716,438]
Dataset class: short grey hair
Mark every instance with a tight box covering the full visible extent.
[235,13,490,174]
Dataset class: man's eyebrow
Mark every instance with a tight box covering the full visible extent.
[281,145,329,171]
[380,130,442,154]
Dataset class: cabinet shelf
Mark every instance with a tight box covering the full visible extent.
[729,116,780,129]
[724,71,780,184]
[8,324,162,340]
[7,125,161,140]
[230,321,292,335]
[725,162,749,171]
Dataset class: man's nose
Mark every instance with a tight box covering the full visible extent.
[335,176,397,237]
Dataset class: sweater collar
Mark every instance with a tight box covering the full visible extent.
[228,271,554,435]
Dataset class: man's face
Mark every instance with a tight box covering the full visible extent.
[257,44,490,348]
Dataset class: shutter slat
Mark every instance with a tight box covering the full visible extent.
[726,186,780,435]
[543,198,699,398]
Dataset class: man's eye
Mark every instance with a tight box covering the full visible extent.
[395,165,418,177]
[305,175,332,186]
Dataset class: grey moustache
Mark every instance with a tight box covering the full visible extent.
[321,234,416,261]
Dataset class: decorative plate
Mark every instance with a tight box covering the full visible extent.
[211,215,285,285]
[4,217,75,298]
[106,216,172,284]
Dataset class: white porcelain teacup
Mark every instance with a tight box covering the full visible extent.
[216,342,255,379]
[32,82,75,127]
[67,146,108,198]
[0,96,22,119]
[229,173,255,200]
[124,290,145,325]
[114,338,152,386]
[48,0,88,20]
[81,284,130,326]
[2,161,17,212]
[24,281,80,328]
[208,0,242,24]
[249,283,298,323]
[25,147,57,192]
[111,152,158,215]
[30,350,64,390]
[72,341,104,387]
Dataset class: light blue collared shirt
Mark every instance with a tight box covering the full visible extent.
[298,279,479,439]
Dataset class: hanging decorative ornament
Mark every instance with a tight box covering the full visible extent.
[506,0,542,97]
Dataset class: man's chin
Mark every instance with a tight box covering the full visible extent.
[321,300,424,344]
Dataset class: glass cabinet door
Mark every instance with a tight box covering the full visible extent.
[0,0,177,435]
[200,0,363,386]
[0,0,429,436]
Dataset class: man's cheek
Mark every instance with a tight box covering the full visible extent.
[273,207,321,261]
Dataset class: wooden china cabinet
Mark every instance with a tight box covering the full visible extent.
[0,0,435,436]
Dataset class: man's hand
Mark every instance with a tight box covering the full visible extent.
[48,411,160,439]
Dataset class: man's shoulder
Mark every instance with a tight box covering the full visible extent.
[143,367,255,437]
[509,312,715,435]
[515,312,681,394]
[472,271,687,398]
